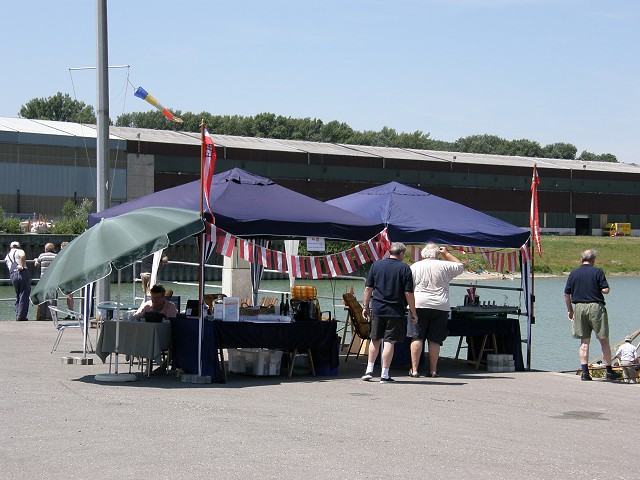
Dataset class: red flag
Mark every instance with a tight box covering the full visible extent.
[339,251,356,273]
[377,228,391,257]
[239,239,254,263]
[215,228,235,257]
[203,220,215,263]
[530,165,542,257]
[203,128,217,213]
[323,255,341,278]
[290,255,307,278]
[274,250,287,273]
[366,239,380,261]
[258,246,272,268]
[309,257,323,279]
[519,244,530,264]
[507,251,517,272]
[353,244,369,266]
[411,246,421,262]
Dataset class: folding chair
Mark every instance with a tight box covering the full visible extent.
[342,293,371,362]
[48,305,94,354]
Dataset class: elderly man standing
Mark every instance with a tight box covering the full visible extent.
[361,242,418,383]
[34,242,57,321]
[5,241,31,321]
[564,249,621,381]
[409,243,464,378]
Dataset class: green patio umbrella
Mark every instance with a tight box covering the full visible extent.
[31,207,205,305]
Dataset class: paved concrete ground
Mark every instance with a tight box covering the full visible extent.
[0,320,637,480]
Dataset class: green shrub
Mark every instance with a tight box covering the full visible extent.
[0,206,23,233]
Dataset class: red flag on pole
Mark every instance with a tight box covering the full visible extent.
[203,128,216,213]
[530,165,542,257]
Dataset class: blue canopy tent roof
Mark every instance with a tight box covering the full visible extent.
[89,168,383,241]
[326,182,529,248]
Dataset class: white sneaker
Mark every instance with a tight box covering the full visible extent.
[361,371,373,381]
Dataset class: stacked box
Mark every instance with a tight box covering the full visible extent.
[227,348,248,374]
[254,349,283,376]
[487,354,515,372]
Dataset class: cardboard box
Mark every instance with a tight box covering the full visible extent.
[249,349,283,376]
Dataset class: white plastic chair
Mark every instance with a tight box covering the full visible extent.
[48,305,94,354]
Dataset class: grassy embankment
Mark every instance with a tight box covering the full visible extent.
[465,236,640,276]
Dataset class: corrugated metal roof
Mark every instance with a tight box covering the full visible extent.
[407,149,640,173]
[270,138,375,157]
[1,116,637,173]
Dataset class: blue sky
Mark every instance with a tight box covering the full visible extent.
[1,1,638,162]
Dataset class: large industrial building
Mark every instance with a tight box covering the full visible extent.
[1,116,638,236]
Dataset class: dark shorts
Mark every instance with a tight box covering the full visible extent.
[407,308,449,345]
[370,315,406,343]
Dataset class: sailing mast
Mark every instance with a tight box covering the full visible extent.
[95,0,110,308]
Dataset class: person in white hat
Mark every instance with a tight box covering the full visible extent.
[4,241,31,321]
[613,336,638,383]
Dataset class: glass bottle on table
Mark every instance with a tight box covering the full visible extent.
[284,294,290,318]
[279,293,285,316]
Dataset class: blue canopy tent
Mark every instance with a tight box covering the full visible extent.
[326,181,529,248]
[327,181,533,369]
[88,167,384,314]
[89,168,383,241]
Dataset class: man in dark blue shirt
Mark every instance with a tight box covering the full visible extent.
[362,242,417,383]
[564,249,620,381]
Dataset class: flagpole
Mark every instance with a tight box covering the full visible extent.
[527,164,538,370]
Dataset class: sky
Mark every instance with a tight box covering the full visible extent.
[1,0,638,163]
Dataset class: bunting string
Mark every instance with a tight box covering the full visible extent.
[208,225,529,278]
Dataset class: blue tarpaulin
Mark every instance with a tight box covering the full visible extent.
[89,168,383,241]
[327,182,529,248]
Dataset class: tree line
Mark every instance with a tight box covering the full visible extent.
[19,92,617,162]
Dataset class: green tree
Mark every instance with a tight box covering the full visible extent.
[543,142,577,159]
[0,206,21,233]
[578,151,618,163]
[20,92,97,123]
[51,198,94,234]
[454,134,508,154]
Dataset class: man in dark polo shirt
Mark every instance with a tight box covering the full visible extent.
[361,242,418,383]
[564,249,621,381]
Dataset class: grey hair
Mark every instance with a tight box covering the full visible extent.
[421,242,439,259]
[389,242,407,256]
[580,249,597,262]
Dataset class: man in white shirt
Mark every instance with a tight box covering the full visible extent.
[409,243,464,377]
[5,241,31,321]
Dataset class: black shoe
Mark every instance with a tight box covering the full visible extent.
[581,373,593,381]
[408,369,420,378]
[606,371,622,381]
[16,317,28,322]
[361,371,374,381]
[380,376,395,383]
[429,372,439,378]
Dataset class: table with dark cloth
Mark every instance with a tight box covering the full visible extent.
[390,315,524,371]
[448,315,524,371]
[170,318,339,383]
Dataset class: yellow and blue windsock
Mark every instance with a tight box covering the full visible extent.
[134,86,183,123]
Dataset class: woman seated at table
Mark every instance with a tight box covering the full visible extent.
[133,284,178,320]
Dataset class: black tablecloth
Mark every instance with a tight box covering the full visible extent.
[391,315,524,371]
[448,315,524,371]
[171,318,339,383]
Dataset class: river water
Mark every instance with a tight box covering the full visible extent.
[2,276,638,373]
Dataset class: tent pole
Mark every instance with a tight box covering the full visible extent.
[197,120,205,378]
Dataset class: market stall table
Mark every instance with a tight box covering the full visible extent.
[96,320,172,377]
[170,317,339,383]
[448,311,524,371]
